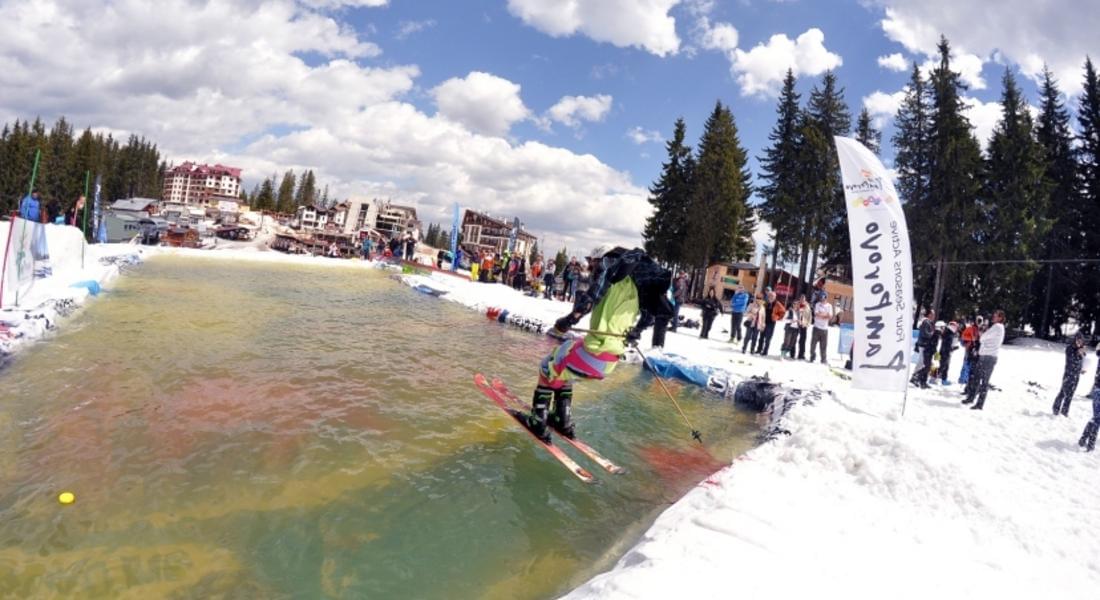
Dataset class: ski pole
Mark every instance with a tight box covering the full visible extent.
[571,327,703,443]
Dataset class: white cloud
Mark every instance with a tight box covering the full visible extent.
[431,72,531,137]
[627,126,664,144]
[299,0,388,7]
[545,94,614,129]
[395,19,436,40]
[506,0,682,57]
[877,53,909,72]
[962,96,1002,148]
[863,89,907,127]
[0,0,648,253]
[871,1,1098,94]
[731,28,843,97]
[698,19,739,53]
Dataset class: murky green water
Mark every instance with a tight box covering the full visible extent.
[0,256,760,599]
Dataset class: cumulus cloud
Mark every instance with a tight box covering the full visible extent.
[870,1,1098,93]
[962,96,1002,148]
[627,127,664,144]
[698,18,739,53]
[863,89,907,127]
[506,0,682,57]
[0,0,648,252]
[431,72,531,137]
[731,28,843,97]
[545,94,614,129]
[878,53,909,72]
[299,0,389,7]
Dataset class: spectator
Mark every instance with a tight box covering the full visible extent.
[65,196,86,228]
[514,257,528,291]
[543,260,555,299]
[729,285,750,342]
[781,306,799,358]
[755,291,785,356]
[670,271,689,332]
[959,316,982,385]
[1078,346,1100,452]
[911,310,937,388]
[809,294,834,363]
[794,294,812,359]
[404,235,416,262]
[742,293,764,354]
[963,309,1005,410]
[564,258,579,302]
[938,321,958,385]
[361,236,373,259]
[1052,332,1087,416]
[699,288,724,339]
[19,190,43,222]
[47,197,62,224]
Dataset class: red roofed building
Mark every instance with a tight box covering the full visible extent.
[162,162,243,205]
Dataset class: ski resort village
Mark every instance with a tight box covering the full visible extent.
[0,1,1098,598]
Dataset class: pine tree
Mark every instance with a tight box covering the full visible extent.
[855,108,881,155]
[923,37,985,316]
[757,69,803,274]
[801,72,851,285]
[321,184,330,207]
[684,101,753,269]
[1027,66,1081,337]
[980,69,1052,323]
[555,247,568,274]
[529,240,540,262]
[1077,57,1100,333]
[642,118,694,266]
[276,170,297,214]
[295,170,317,208]
[255,177,276,211]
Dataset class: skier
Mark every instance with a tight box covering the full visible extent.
[699,288,724,339]
[1079,345,1100,451]
[1053,332,1087,416]
[527,246,673,443]
[938,321,958,385]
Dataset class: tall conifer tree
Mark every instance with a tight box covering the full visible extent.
[1076,58,1100,332]
[980,69,1051,322]
[1028,67,1081,336]
[757,69,803,270]
[685,101,754,268]
[643,118,694,266]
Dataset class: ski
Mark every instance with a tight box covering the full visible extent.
[490,377,625,475]
[474,373,595,484]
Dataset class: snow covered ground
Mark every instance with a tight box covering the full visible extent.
[0,222,143,362]
[394,267,1100,599]
[7,242,1097,598]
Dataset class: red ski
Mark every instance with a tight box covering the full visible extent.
[474,373,595,484]
[490,377,625,475]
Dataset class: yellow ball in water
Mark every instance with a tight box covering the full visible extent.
[58,492,75,505]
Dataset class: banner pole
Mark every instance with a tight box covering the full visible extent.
[14,149,42,307]
[82,170,90,269]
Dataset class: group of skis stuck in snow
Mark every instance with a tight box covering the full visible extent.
[472,246,1100,483]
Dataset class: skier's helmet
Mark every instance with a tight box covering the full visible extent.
[588,244,615,260]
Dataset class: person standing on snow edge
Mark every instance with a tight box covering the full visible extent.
[729,285,750,342]
[1053,332,1087,416]
[1078,344,1100,452]
[526,246,673,443]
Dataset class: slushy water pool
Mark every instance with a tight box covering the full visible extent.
[0,256,761,598]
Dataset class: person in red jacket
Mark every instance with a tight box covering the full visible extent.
[754,291,785,356]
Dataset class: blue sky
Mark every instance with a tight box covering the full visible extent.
[0,0,1092,254]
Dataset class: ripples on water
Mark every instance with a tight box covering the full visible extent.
[0,256,761,598]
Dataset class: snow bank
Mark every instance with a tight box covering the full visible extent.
[389,268,1100,599]
[0,221,142,362]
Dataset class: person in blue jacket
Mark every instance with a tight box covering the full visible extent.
[19,190,43,222]
[729,284,750,342]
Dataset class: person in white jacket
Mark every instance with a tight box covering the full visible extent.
[963,309,1005,410]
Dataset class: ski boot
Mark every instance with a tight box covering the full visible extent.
[1080,422,1098,452]
[526,386,553,444]
[549,386,576,439]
